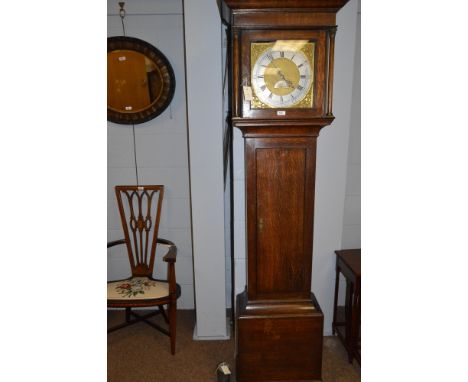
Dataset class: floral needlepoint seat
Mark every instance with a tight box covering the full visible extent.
[107,185,180,355]
[108,277,170,301]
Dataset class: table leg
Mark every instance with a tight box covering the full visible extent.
[332,265,340,335]
[345,279,354,363]
[350,283,360,364]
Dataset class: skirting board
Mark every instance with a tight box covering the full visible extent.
[193,318,231,340]
[107,307,194,311]
[108,309,332,336]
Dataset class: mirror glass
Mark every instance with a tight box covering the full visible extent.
[107,50,163,113]
[107,36,175,125]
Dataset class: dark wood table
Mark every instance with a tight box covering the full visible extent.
[332,249,361,364]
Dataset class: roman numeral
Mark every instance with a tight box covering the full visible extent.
[260,85,266,91]
[268,92,273,99]
[280,96,284,103]
[297,85,304,91]
[280,51,284,58]
[298,63,304,68]
[266,52,274,61]
[300,75,307,79]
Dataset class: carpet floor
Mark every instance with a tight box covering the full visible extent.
[108,310,360,382]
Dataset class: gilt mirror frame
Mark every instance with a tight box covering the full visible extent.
[107,36,176,125]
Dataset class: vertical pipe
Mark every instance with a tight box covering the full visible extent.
[326,27,337,116]
[232,29,240,117]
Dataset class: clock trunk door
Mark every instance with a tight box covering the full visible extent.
[246,136,316,300]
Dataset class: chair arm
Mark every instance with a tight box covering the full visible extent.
[159,238,177,263]
[157,238,175,246]
[159,239,177,296]
[107,239,126,248]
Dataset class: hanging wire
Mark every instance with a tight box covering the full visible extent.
[119,2,126,37]
[117,2,139,185]
[132,124,140,186]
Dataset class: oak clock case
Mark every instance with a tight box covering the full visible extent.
[233,24,333,382]
[221,1,350,381]
[107,36,175,125]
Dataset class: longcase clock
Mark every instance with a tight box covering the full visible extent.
[220,1,350,381]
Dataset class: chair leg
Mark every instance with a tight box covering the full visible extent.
[125,307,131,323]
[169,300,177,355]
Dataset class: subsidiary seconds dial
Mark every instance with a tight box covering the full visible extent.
[251,44,313,108]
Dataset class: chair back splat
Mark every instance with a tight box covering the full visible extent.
[115,185,164,277]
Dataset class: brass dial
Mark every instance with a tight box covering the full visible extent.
[251,41,314,109]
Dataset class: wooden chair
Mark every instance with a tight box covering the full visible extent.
[107,185,180,354]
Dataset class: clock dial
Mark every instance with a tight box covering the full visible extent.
[251,41,314,109]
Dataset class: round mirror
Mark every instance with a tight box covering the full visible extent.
[107,36,175,124]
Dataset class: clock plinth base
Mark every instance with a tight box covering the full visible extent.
[236,291,324,382]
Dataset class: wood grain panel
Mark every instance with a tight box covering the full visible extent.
[237,315,323,381]
[233,11,336,28]
[256,148,306,295]
[245,134,317,300]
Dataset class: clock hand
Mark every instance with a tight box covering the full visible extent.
[277,70,295,89]
[272,65,295,88]
[271,68,294,88]
[269,57,295,89]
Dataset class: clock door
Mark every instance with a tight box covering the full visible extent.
[245,136,317,300]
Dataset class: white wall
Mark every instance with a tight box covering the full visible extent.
[107,0,194,309]
[335,0,361,308]
[312,0,359,335]
[233,128,246,298]
[183,0,229,339]
[342,0,361,249]
[222,22,234,310]
[232,0,359,335]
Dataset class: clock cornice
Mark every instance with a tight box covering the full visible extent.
[222,0,350,12]
[221,0,350,27]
